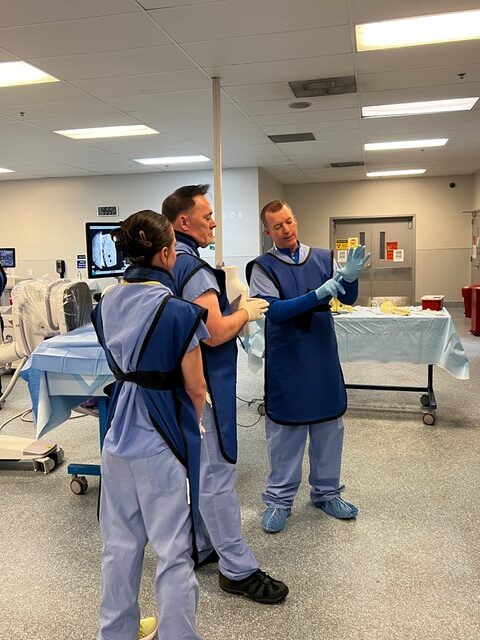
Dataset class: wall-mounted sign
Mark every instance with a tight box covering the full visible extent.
[336,239,348,250]
[348,237,359,248]
[386,241,398,260]
[393,249,404,262]
[337,250,348,263]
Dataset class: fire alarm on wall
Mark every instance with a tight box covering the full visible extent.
[97,205,119,217]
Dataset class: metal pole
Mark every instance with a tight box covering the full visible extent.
[212,76,224,268]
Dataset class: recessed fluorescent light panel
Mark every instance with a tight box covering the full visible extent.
[365,138,448,151]
[362,97,478,118]
[367,169,426,177]
[0,167,15,173]
[55,125,159,140]
[134,156,210,165]
[0,61,59,87]
[356,10,480,51]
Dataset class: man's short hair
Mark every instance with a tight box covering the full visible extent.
[260,200,292,229]
[162,184,209,222]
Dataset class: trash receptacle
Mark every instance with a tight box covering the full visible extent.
[461,285,472,318]
[471,285,480,336]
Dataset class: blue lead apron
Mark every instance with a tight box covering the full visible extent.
[91,267,207,559]
[246,248,347,426]
[173,241,238,464]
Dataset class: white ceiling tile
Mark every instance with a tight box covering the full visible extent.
[127,102,243,124]
[0,1,140,27]
[73,69,211,98]
[224,83,295,102]
[0,83,90,107]
[139,0,226,8]
[0,13,169,58]
[358,67,480,93]
[241,95,358,116]
[31,46,195,81]
[107,89,227,111]
[26,113,143,131]
[206,54,355,86]
[184,26,351,67]
[0,99,121,121]
[150,0,349,43]
[253,108,358,127]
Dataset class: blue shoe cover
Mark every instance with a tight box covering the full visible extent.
[317,497,358,519]
[262,507,291,533]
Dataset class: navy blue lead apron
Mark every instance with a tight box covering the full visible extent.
[246,248,347,426]
[91,269,207,559]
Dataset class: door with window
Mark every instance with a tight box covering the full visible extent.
[330,216,415,305]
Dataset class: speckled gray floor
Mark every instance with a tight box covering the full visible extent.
[0,308,479,640]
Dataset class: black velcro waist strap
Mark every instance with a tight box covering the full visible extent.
[112,367,182,390]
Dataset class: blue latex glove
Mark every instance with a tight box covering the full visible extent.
[315,274,345,301]
[335,245,371,283]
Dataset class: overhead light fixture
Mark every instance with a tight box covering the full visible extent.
[55,125,159,140]
[362,97,478,118]
[365,138,448,151]
[356,9,480,51]
[0,61,59,87]
[367,169,426,177]
[134,155,210,165]
[0,167,15,173]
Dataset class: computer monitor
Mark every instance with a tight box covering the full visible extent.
[0,248,15,268]
[85,222,127,279]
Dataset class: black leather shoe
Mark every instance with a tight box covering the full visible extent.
[194,549,219,570]
[219,569,289,604]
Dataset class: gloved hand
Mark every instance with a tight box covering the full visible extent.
[315,274,345,301]
[239,296,269,321]
[335,245,371,282]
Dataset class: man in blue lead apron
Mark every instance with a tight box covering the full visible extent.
[162,185,289,604]
[247,200,370,533]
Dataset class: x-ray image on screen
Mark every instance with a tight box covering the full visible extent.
[85,222,127,278]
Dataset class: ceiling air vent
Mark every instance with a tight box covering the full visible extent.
[289,76,357,98]
[268,132,316,144]
[330,161,364,168]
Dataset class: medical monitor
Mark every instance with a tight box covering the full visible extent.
[85,222,127,279]
[0,248,15,268]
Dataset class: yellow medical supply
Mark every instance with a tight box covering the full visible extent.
[330,298,354,314]
[380,301,411,316]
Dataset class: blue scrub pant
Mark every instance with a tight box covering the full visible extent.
[196,404,258,580]
[262,417,346,508]
[98,447,200,640]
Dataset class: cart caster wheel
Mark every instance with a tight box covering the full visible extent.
[70,475,88,495]
[420,394,430,407]
[49,447,65,466]
[422,412,435,426]
[33,456,56,474]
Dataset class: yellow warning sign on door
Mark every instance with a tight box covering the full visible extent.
[336,239,349,250]
[348,237,359,248]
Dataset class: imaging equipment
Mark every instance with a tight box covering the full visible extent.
[0,277,93,472]
[0,248,15,269]
[85,222,127,279]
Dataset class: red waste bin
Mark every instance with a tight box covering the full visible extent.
[461,285,472,318]
[471,285,480,336]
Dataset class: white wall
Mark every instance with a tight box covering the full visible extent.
[258,169,285,253]
[285,175,473,302]
[0,168,260,286]
[473,170,480,209]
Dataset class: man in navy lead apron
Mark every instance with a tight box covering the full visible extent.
[247,200,370,533]
[162,185,289,604]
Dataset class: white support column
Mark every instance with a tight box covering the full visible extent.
[212,76,224,268]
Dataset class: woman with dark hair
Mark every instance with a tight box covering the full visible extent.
[92,210,208,640]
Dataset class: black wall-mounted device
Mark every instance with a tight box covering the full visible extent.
[56,259,66,278]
